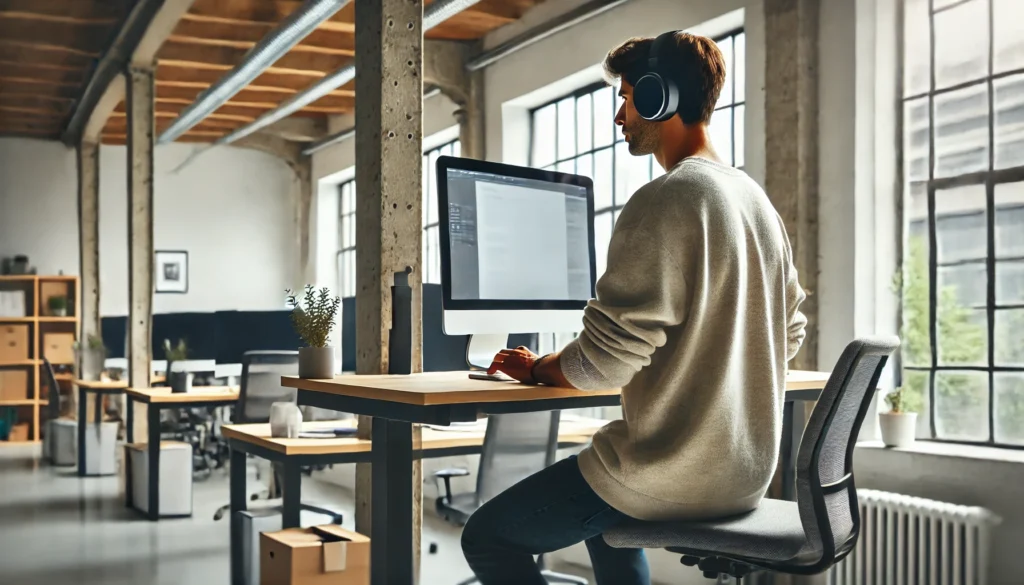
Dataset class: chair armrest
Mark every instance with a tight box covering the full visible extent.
[431,468,470,504]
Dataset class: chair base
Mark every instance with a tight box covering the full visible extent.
[680,555,754,582]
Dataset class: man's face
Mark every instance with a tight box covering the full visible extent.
[614,81,660,156]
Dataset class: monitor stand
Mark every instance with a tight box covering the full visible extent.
[466,333,509,371]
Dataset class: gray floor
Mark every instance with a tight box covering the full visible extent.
[0,445,594,585]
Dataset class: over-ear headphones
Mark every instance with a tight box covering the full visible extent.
[632,31,681,122]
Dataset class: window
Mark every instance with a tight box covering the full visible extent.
[530,30,746,279]
[337,179,356,298]
[423,140,460,284]
[900,0,1024,447]
[336,139,462,296]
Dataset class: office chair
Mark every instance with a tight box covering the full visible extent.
[213,351,343,524]
[41,359,75,464]
[433,412,588,585]
[602,337,899,583]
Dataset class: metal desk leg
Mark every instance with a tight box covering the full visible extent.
[125,395,134,509]
[77,387,87,477]
[147,405,160,521]
[371,418,414,585]
[230,446,247,585]
[281,460,302,529]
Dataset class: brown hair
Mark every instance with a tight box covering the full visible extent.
[602,32,726,125]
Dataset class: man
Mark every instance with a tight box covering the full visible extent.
[460,31,807,585]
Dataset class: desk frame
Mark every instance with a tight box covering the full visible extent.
[125,391,238,520]
[76,384,126,478]
[296,388,823,585]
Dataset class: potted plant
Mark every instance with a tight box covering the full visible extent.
[164,338,191,393]
[48,295,68,317]
[287,285,340,379]
[879,387,917,448]
[74,334,107,382]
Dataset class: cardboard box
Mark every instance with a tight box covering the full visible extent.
[43,332,76,365]
[8,422,29,442]
[0,369,29,400]
[261,525,369,585]
[0,324,29,362]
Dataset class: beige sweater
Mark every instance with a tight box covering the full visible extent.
[561,157,807,521]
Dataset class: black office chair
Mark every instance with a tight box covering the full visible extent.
[213,351,343,524]
[41,359,74,463]
[602,337,899,583]
[434,412,588,585]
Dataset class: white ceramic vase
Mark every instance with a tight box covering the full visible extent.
[298,346,335,379]
[270,402,303,438]
[879,412,917,448]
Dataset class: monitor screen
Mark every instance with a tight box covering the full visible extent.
[438,157,595,310]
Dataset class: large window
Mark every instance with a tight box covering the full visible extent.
[423,139,460,284]
[530,30,745,279]
[900,0,1024,447]
[337,139,462,296]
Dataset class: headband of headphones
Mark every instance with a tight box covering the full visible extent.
[623,30,679,86]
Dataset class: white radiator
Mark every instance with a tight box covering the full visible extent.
[829,489,1001,585]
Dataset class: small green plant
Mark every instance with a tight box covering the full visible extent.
[885,387,912,414]
[47,295,67,313]
[163,338,189,361]
[286,285,340,348]
[73,334,107,356]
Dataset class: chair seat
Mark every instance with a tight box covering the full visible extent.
[436,492,479,526]
[603,499,808,563]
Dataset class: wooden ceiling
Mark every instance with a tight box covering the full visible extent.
[99,0,547,145]
[0,0,134,141]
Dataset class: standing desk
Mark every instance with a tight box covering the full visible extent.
[124,386,239,519]
[74,380,128,477]
[284,370,832,585]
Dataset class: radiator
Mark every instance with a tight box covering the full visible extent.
[829,489,1001,585]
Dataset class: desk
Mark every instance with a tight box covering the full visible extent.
[74,380,128,477]
[222,416,607,585]
[124,386,239,519]
[284,370,832,585]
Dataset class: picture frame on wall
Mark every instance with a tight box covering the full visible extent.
[155,250,189,294]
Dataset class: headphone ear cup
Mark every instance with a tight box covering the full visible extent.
[659,77,680,122]
[633,73,672,121]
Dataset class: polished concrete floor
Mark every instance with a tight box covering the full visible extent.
[0,445,595,585]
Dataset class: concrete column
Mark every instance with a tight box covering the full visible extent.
[353,0,425,575]
[458,70,486,160]
[425,39,484,159]
[126,66,155,441]
[764,0,820,371]
[77,140,101,379]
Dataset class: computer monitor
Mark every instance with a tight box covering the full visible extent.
[437,156,596,369]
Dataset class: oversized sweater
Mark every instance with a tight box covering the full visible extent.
[561,157,807,521]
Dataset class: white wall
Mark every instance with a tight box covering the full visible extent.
[0,137,297,316]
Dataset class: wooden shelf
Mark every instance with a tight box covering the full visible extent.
[37,275,77,281]
[54,374,74,382]
[0,360,39,366]
[0,275,36,282]
[37,316,77,323]
[0,316,33,322]
[0,399,35,406]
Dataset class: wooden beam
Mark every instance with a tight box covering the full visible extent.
[0,42,94,69]
[0,93,74,104]
[186,0,354,31]
[0,104,67,117]
[155,83,354,111]
[0,21,111,55]
[158,58,334,80]
[169,20,355,56]
[155,73,353,97]
[109,110,252,126]
[0,0,131,22]
[156,44,351,76]
[0,75,80,89]
[0,59,82,73]
[0,11,118,26]
[0,39,98,58]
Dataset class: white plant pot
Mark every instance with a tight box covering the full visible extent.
[879,412,917,448]
[298,346,335,379]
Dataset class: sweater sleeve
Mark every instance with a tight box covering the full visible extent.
[784,238,808,362]
[560,185,691,390]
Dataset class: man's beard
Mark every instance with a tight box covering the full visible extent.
[625,119,659,156]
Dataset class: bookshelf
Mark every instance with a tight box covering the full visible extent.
[0,275,79,445]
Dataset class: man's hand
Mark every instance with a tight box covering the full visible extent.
[487,346,540,384]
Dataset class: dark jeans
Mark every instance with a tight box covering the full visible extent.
[461,455,650,585]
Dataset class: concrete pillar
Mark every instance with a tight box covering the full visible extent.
[425,39,484,159]
[126,66,155,441]
[764,0,820,372]
[353,0,424,576]
[77,140,101,379]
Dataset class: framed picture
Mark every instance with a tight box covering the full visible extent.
[156,250,189,294]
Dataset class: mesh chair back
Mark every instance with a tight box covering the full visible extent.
[795,336,899,566]
[42,359,61,420]
[475,411,560,504]
[237,351,299,424]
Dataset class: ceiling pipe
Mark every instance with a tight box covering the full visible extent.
[466,0,630,71]
[301,86,441,156]
[158,0,350,144]
[212,0,481,149]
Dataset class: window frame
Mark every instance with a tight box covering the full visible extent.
[898,0,1024,449]
[336,179,357,298]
